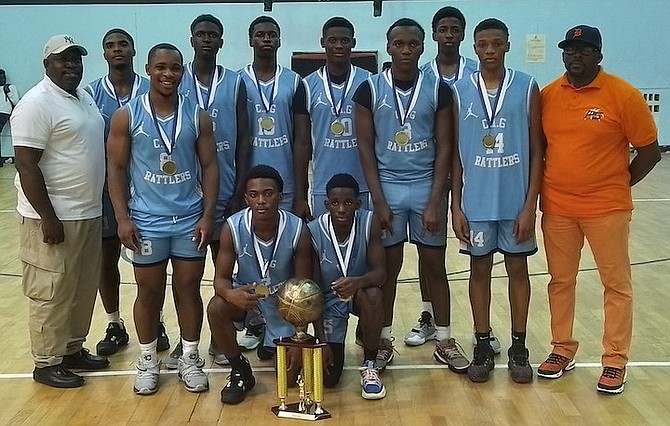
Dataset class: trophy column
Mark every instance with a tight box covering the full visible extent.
[271,339,331,421]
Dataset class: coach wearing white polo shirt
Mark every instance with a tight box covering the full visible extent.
[12,34,109,388]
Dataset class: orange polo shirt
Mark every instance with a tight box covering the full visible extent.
[540,68,657,217]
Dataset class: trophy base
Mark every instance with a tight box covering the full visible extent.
[271,403,331,421]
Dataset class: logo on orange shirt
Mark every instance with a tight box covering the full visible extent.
[584,107,604,121]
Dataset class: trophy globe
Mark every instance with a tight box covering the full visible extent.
[276,277,324,343]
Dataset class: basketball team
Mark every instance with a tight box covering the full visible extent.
[10,5,660,404]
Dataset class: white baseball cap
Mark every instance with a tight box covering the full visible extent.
[43,34,88,60]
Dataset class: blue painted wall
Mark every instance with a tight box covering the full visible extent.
[0,0,667,145]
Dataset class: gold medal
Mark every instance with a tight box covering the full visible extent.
[260,116,275,131]
[482,134,496,149]
[394,130,410,146]
[255,284,269,298]
[161,159,178,176]
[330,120,345,136]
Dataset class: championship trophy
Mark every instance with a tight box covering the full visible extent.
[271,277,331,421]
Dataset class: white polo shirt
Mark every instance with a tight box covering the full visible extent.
[12,76,105,220]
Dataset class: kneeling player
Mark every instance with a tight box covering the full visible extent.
[309,174,386,400]
[208,165,313,404]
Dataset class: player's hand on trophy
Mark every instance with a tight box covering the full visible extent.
[225,284,260,311]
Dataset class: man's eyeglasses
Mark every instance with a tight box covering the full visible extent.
[563,45,599,56]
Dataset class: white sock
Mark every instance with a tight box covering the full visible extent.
[182,338,200,359]
[422,302,434,316]
[139,339,158,366]
[435,326,451,342]
[380,326,393,340]
[106,311,122,324]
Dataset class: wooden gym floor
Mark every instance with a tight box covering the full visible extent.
[0,155,668,425]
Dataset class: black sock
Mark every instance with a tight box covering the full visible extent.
[475,332,490,348]
[511,331,526,347]
[229,354,252,377]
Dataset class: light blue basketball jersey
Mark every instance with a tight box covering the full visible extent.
[228,207,304,346]
[240,65,301,194]
[307,209,373,299]
[304,65,370,195]
[85,74,150,143]
[369,69,440,182]
[125,93,203,217]
[181,63,241,216]
[420,56,478,86]
[452,69,537,221]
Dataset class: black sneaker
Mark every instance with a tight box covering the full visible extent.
[508,345,533,383]
[96,322,130,356]
[257,345,276,361]
[157,322,170,352]
[467,344,494,382]
[221,369,256,404]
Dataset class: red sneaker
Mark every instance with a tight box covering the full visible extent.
[537,353,575,379]
[597,366,626,394]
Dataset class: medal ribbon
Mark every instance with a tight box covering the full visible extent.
[190,63,219,110]
[250,64,279,113]
[147,93,181,155]
[320,64,355,119]
[104,74,140,108]
[476,70,509,132]
[327,212,356,277]
[387,69,422,128]
[246,208,286,280]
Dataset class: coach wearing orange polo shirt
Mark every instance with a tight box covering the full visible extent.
[537,25,661,395]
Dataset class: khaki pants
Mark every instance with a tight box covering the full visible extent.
[20,216,102,367]
[542,211,633,368]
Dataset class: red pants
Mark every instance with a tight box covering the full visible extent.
[542,211,632,368]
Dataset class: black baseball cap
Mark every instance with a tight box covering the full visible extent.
[558,25,602,50]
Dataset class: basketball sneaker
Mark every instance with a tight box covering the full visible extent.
[403,311,437,346]
[376,337,396,370]
[157,322,170,352]
[470,328,502,355]
[134,355,160,395]
[178,352,209,393]
[467,344,495,382]
[537,353,575,379]
[165,341,205,370]
[507,345,533,383]
[239,324,264,351]
[221,365,256,404]
[434,338,469,373]
[597,367,626,394]
[359,360,386,400]
[96,321,129,356]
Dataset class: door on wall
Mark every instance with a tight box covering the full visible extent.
[291,51,378,77]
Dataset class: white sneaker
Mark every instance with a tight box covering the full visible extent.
[239,325,263,351]
[134,356,160,395]
[403,311,437,346]
[471,328,502,355]
[178,352,209,393]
